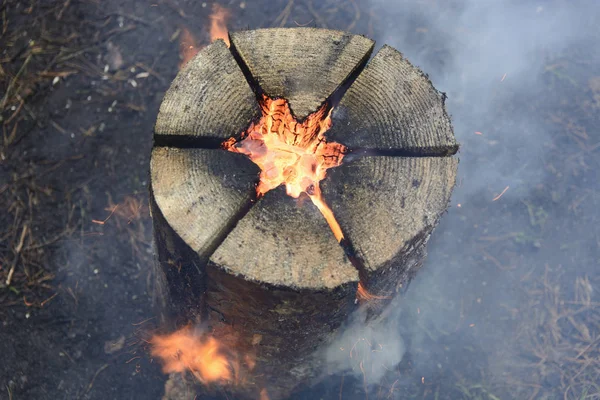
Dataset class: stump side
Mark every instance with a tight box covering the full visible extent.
[204,263,358,399]
[150,191,206,327]
[150,28,459,400]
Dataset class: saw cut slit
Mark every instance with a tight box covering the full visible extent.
[151,147,260,261]
[229,27,374,120]
[153,134,227,150]
[154,40,261,146]
[210,186,358,289]
[150,28,459,400]
[326,45,459,156]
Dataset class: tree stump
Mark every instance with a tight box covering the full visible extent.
[150,28,458,400]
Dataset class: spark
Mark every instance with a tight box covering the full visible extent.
[492,185,510,201]
[356,282,391,301]
[389,379,399,395]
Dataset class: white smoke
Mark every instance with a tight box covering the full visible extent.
[323,0,600,394]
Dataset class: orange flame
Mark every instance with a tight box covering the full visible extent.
[210,4,230,47]
[179,27,200,69]
[356,282,391,301]
[260,388,270,400]
[178,4,230,69]
[223,95,346,242]
[150,326,235,384]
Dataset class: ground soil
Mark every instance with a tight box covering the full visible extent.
[1,1,599,400]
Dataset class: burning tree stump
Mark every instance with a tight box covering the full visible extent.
[150,28,458,399]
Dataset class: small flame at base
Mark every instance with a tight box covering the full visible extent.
[150,326,235,384]
[178,27,200,70]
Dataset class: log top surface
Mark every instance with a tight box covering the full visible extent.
[229,28,374,120]
[154,40,260,142]
[151,28,458,291]
[211,186,358,289]
[326,45,458,155]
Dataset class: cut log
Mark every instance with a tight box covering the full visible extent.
[321,156,458,297]
[154,40,260,145]
[327,45,459,156]
[150,28,458,400]
[211,186,358,288]
[151,147,259,260]
[229,28,374,120]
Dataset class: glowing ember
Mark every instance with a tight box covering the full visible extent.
[223,95,346,241]
[150,326,234,384]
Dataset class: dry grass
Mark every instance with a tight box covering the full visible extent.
[92,194,151,259]
[0,0,93,306]
[0,0,155,307]
[501,265,600,400]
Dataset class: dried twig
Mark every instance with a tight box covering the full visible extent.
[306,0,327,28]
[346,0,360,32]
[274,0,294,27]
[1,54,32,110]
[85,364,109,395]
[56,0,71,21]
[5,224,28,286]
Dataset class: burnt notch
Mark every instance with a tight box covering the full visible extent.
[343,144,459,160]
[153,134,228,149]
[198,192,259,268]
[227,32,266,104]
[339,236,369,285]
